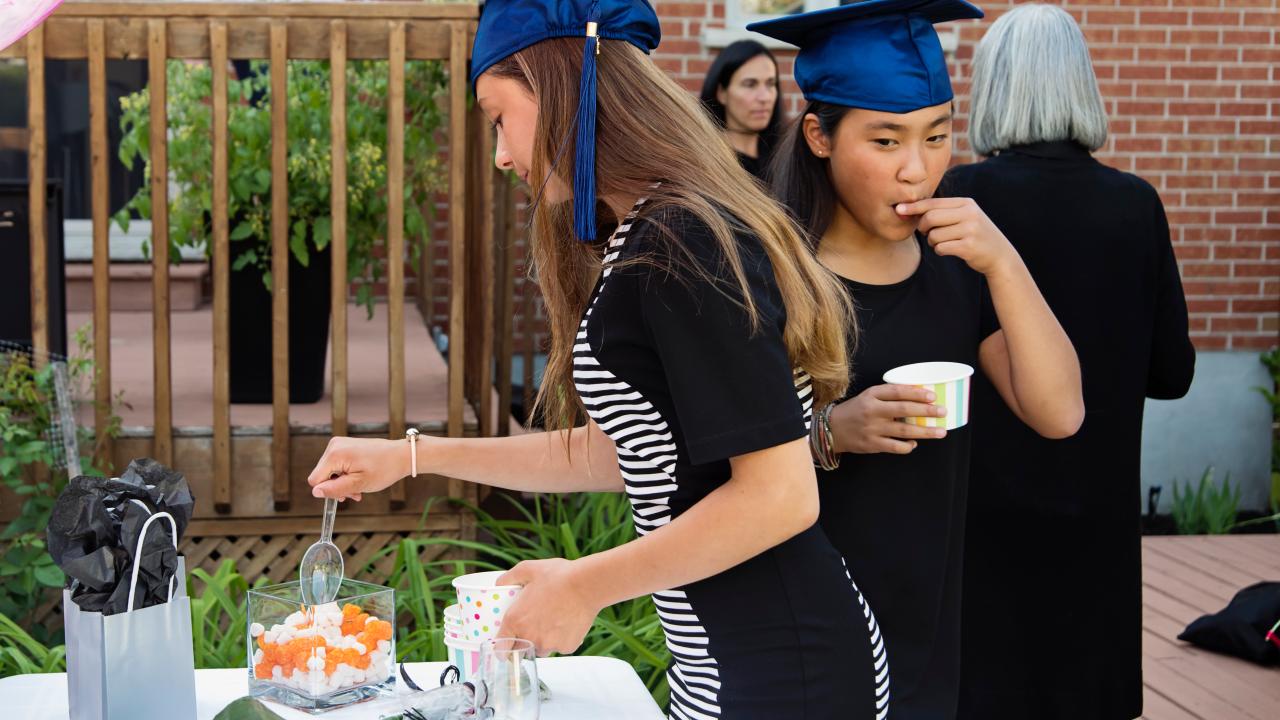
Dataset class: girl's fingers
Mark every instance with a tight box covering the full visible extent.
[923,222,971,245]
[895,197,968,216]
[883,421,947,440]
[311,473,362,499]
[870,383,936,403]
[880,438,918,454]
[877,400,944,420]
[914,206,971,235]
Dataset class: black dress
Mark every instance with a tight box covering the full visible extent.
[577,197,890,719]
[818,235,998,720]
[941,141,1195,720]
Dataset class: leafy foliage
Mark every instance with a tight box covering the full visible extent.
[114,59,449,314]
[0,327,123,644]
[1172,466,1241,535]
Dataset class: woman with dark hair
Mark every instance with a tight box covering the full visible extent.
[699,40,783,179]
[754,1,1084,717]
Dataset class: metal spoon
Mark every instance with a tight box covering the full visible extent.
[298,496,344,607]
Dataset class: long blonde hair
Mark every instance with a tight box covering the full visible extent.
[488,39,855,432]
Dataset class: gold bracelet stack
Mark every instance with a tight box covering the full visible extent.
[810,403,840,471]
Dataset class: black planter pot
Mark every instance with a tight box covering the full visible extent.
[229,241,331,404]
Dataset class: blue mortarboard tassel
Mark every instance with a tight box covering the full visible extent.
[573,10,601,243]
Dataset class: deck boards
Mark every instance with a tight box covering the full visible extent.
[1140,535,1280,720]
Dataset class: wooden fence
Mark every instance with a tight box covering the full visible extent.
[3,1,519,538]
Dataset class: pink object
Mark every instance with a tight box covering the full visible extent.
[0,0,63,52]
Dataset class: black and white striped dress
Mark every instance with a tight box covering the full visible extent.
[573,196,890,719]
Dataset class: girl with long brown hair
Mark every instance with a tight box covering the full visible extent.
[307,2,888,717]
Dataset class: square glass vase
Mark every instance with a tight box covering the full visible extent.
[247,579,396,713]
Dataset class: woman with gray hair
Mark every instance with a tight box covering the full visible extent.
[942,5,1195,719]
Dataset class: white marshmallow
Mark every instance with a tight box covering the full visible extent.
[253,649,264,665]
[377,640,390,654]
[263,629,279,645]
[249,622,265,638]
[352,642,367,655]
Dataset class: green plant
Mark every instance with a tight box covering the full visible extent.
[0,611,65,676]
[114,58,449,313]
[0,326,124,643]
[372,493,671,706]
[189,559,272,670]
[1172,466,1241,535]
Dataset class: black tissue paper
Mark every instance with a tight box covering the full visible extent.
[47,459,196,615]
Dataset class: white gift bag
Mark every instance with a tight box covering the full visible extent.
[64,508,197,720]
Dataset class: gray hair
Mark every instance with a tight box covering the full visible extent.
[968,3,1108,156]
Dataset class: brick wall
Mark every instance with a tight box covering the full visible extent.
[651,0,1280,352]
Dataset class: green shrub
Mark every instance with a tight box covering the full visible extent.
[1172,466,1240,535]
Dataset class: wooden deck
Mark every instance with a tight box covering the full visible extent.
[1141,535,1280,720]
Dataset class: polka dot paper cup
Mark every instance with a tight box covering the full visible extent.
[882,361,974,431]
[443,603,464,641]
[452,571,521,642]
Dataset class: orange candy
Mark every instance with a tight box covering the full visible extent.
[341,613,370,636]
[254,605,388,682]
[366,619,392,642]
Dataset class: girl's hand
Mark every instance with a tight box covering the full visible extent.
[496,559,603,657]
[306,437,411,500]
[898,197,1021,278]
[830,384,947,455]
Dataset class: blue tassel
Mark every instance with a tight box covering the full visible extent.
[573,20,600,242]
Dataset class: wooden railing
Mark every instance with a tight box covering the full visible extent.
[6,1,517,516]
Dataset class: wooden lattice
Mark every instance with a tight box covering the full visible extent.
[31,518,467,631]
[181,530,455,587]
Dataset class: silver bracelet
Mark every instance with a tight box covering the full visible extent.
[810,403,840,471]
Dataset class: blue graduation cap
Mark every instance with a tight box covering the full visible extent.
[471,0,661,242]
[748,0,983,114]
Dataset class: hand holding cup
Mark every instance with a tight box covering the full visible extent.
[829,384,948,456]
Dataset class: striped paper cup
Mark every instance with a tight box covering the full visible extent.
[444,637,483,683]
[882,362,974,431]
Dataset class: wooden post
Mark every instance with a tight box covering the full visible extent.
[387,21,407,509]
[87,19,113,469]
[448,21,470,540]
[447,22,467,461]
[26,26,47,362]
[270,21,290,510]
[211,20,232,512]
[330,20,349,440]
[148,19,173,466]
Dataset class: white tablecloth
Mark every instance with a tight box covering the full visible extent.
[0,656,664,719]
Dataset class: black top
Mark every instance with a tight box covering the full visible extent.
[941,141,1195,720]
[578,200,890,718]
[735,150,767,180]
[818,235,998,720]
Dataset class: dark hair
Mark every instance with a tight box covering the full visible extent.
[766,100,853,245]
[699,40,783,157]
